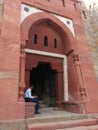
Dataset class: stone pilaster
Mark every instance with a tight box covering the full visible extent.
[19,41,26,102]
[72,52,89,103]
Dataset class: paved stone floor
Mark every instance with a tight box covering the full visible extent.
[35,107,80,118]
[27,107,89,124]
[34,107,98,119]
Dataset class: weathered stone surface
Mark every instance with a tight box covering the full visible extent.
[79,1,98,79]
[0,0,98,125]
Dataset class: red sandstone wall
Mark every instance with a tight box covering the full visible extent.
[0,0,98,121]
[0,0,25,120]
[74,19,98,113]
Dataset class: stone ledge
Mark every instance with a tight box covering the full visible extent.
[25,102,36,118]
[27,118,98,130]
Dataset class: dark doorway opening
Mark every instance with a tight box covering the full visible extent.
[30,62,57,107]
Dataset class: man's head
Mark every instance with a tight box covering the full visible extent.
[30,85,33,90]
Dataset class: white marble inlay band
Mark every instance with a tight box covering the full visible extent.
[21,4,75,36]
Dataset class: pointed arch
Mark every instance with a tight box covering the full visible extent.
[21,12,77,54]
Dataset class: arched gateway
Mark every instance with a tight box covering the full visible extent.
[20,12,88,113]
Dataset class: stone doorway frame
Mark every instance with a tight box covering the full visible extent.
[25,48,68,101]
[20,12,75,101]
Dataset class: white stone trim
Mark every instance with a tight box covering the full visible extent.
[25,49,68,101]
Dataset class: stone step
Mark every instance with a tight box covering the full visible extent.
[57,125,98,130]
[57,126,87,130]
[87,125,98,130]
[27,118,98,130]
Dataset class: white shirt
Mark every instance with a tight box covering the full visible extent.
[25,88,34,98]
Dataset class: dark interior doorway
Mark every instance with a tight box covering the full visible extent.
[30,62,57,107]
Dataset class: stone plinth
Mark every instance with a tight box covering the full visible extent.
[25,102,36,118]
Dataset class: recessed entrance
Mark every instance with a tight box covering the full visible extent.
[30,62,57,107]
[24,15,71,110]
[20,12,87,114]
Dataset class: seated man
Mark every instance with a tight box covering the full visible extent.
[25,85,41,114]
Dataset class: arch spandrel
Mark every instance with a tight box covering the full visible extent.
[21,12,77,54]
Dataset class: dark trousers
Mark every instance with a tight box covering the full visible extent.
[25,97,40,113]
